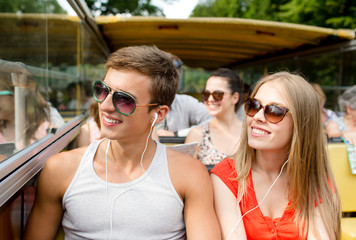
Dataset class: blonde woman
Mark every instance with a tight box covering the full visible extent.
[211,72,341,239]
[185,68,243,165]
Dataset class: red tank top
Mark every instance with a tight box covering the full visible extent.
[211,158,305,240]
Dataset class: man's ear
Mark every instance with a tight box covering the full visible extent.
[155,105,169,124]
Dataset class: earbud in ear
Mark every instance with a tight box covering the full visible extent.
[151,112,158,127]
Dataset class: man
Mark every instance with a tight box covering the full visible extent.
[156,53,212,137]
[24,46,220,239]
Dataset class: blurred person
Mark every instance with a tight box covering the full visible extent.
[326,85,356,145]
[311,83,337,126]
[236,82,250,120]
[211,72,341,239]
[156,53,212,137]
[24,45,220,239]
[185,68,243,165]
[0,78,52,149]
[77,101,101,147]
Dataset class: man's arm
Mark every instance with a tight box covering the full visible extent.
[24,149,83,239]
[168,150,221,239]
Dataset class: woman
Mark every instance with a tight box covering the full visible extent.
[0,76,51,150]
[185,68,244,165]
[326,85,356,145]
[310,83,338,126]
[211,72,341,240]
[77,100,101,147]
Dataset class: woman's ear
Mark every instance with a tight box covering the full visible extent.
[232,92,240,105]
[346,105,352,114]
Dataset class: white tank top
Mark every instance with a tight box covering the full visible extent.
[62,139,186,239]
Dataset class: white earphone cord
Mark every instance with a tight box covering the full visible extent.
[105,115,157,239]
[227,159,289,240]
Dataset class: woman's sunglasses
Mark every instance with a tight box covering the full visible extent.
[201,90,224,102]
[244,98,290,123]
[93,81,158,116]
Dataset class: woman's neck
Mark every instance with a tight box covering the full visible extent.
[344,114,356,128]
[253,150,289,175]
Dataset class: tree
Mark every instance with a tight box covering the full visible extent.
[0,0,66,13]
[84,0,176,16]
[279,0,356,29]
[191,0,289,20]
[191,0,356,29]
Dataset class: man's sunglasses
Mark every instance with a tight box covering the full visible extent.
[93,81,158,116]
[201,90,224,102]
[244,98,290,123]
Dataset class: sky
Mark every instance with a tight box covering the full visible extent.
[58,0,200,18]
[152,0,200,18]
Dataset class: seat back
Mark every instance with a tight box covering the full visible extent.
[328,143,356,212]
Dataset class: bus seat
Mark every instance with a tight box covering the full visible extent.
[342,218,356,240]
[328,143,356,212]
[327,143,356,239]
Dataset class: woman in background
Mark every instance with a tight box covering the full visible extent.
[211,72,341,239]
[326,85,356,145]
[185,68,244,165]
[0,76,51,149]
[77,100,101,147]
[310,83,338,126]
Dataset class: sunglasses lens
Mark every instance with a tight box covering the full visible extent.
[265,105,286,123]
[93,81,108,102]
[113,92,136,115]
[245,98,261,116]
[212,91,224,101]
[202,90,224,101]
[201,91,209,101]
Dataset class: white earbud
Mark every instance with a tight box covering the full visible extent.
[152,112,158,127]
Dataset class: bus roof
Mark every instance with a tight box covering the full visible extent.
[96,16,355,69]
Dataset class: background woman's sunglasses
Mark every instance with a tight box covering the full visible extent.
[93,81,158,116]
[201,90,224,102]
[244,98,290,123]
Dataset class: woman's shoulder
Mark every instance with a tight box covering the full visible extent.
[185,125,204,143]
[211,157,236,177]
[210,158,239,197]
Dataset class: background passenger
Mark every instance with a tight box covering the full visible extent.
[326,85,356,145]
[211,72,341,239]
[77,101,101,147]
[156,53,212,137]
[311,83,337,126]
[0,78,52,150]
[185,68,243,165]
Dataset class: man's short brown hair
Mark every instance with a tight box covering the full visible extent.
[105,45,179,108]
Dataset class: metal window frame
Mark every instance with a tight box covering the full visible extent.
[0,115,85,208]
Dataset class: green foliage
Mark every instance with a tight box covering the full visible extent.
[180,67,211,94]
[0,0,66,13]
[84,0,176,16]
[191,0,356,29]
[279,0,356,28]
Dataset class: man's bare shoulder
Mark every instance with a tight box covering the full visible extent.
[167,147,207,174]
[45,147,87,172]
[166,148,211,198]
[40,147,88,195]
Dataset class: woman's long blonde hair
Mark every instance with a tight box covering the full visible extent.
[233,72,341,239]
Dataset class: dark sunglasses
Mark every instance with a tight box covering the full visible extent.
[93,81,158,116]
[201,90,225,102]
[244,98,290,123]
